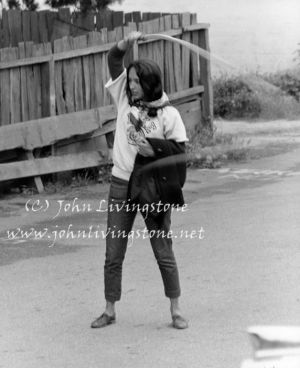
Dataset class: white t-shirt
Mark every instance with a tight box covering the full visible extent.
[105,70,188,181]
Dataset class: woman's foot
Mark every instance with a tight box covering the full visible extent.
[91,301,116,328]
[172,314,188,329]
[170,297,188,329]
[91,312,116,328]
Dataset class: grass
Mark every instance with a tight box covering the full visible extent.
[186,125,252,168]
[243,73,300,120]
[213,68,300,121]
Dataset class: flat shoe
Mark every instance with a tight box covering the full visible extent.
[172,315,188,329]
[91,313,116,328]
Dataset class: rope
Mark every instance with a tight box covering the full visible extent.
[143,33,235,71]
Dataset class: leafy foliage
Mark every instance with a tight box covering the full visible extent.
[5,0,121,12]
[45,0,123,12]
[6,0,38,10]
[263,72,300,102]
[213,76,261,119]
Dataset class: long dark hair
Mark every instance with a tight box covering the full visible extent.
[126,59,163,106]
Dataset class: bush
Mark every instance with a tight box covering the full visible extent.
[262,72,300,102]
[213,76,261,119]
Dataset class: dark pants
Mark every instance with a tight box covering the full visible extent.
[104,175,181,302]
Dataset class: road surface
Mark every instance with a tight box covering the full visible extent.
[1,144,300,368]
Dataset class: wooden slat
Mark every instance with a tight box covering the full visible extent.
[172,14,180,29]
[180,12,191,27]
[0,106,117,152]
[191,13,197,25]
[1,10,10,47]
[35,43,52,117]
[0,48,11,125]
[73,36,85,112]
[32,44,43,119]
[151,12,161,20]
[198,28,213,124]
[87,32,97,109]
[49,56,56,117]
[181,30,191,89]
[164,15,175,93]
[79,35,90,110]
[132,12,142,23]
[107,29,117,43]
[150,19,162,73]
[115,26,123,41]
[137,22,148,60]
[123,26,131,67]
[58,7,72,23]
[62,36,75,113]
[171,14,182,92]
[0,18,2,49]
[100,29,110,106]
[9,47,21,124]
[127,22,138,62]
[25,42,38,120]
[0,152,104,181]
[112,11,124,28]
[142,13,150,22]
[30,11,39,44]
[125,12,132,24]
[96,10,113,31]
[191,30,200,86]
[7,10,22,46]
[53,38,66,115]
[158,17,165,87]
[88,32,103,109]
[46,11,57,42]
[38,11,49,43]
[18,43,29,122]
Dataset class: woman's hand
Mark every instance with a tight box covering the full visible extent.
[137,138,155,157]
[117,31,144,51]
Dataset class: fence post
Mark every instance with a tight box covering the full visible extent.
[198,27,213,128]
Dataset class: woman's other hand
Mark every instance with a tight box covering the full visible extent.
[117,31,144,51]
[137,138,155,157]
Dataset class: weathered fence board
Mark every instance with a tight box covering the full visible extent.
[0,9,196,47]
[0,152,103,182]
[0,106,116,152]
[0,48,11,125]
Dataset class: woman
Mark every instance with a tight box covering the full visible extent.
[91,31,188,329]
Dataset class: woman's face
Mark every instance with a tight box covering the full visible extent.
[128,67,144,101]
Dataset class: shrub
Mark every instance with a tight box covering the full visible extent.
[213,76,261,119]
[262,72,300,102]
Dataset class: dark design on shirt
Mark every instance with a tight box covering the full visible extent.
[127,110,158,146]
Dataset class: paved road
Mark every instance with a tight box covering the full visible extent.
[1,147,300,368]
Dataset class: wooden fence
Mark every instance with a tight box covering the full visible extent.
[0,15,212,193]
[0,15,210,125]
[0,9,197,48]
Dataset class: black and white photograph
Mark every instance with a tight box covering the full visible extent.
[0,0,300,367]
